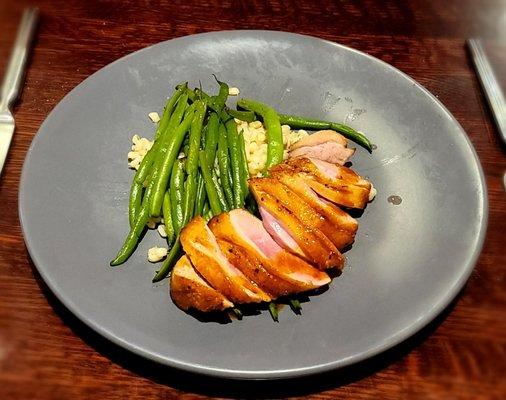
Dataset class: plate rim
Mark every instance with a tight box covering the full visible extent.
[19,29,488,380]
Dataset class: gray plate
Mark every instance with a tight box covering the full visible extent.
[19,31,487,380]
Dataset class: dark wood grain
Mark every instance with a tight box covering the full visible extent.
[0,1,505,399]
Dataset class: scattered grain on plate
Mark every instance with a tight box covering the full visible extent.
[148,112,161,123]
[228,87,240,96]
[237,120,309,176]
[157,224,167,238]
[148,246,167,262]
[128,134,153,169]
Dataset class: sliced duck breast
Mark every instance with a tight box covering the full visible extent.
[249,179,344,270]
[270,168,358,236]
[289,130,355,165]
[180,216,271,304]
[170,255,233,312]
[280,157,371,209]
[252,176,356,250]
[209,210,330,290]
[215,238,298,298]
[259,206,306,259]
[291,130,349,149]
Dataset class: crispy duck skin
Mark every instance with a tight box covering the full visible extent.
[180,216,271,304]
[308,158,371,189]
[249,179,344,270]
[215,238,298,298]
[249,177,355,250]
[275,157,371,209]
[269,168,358,237]
[170,255,234,312]
[209,210,330,291]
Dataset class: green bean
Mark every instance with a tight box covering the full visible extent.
[180,100,207,224]
[217,128,234,209]
[162,190,175,245]
[199,87,234,118]
[137,97,195,222]
[212,170,229,212]
[128,143,157,226]
[204,112,220,166]
[237,99,283,172]
[152,237,181,282]
[210,75,229,110]
[232,308,243,320]
[110,206,148,266]
[180,86,215,111]
[289,299,302,314]
[154,83,186,141]
[183,102,198,121]
[182,144,189,158]
[202,200,210,216]
[192,112,215,218]
[165,93,189,138]
[204,207,213,221]
[184,102,197,118]
[193,115,217,217]
[227,109,256,123]
[129,182,143,228]
[268,302,279,322]
[224,118,243,208]
[237,128,250,196]
[110,181,155,266]
[170,159,186,235]
[145,94,189,216]
[149,102,194,217]
[134,148,156,185]
[178,85,226,115]
[128,150,158,229]
[132,86,187,190]
[200,123,208,149]
[182,162,203,224]
[278,113,372,152]
[186,101,207,174]
[181,121,192,158]
[176,84,197,102]
[195,88,220,112]
[194,174,206,217]
[219,109,234,124]
[198,150,223,215]
[181,177,197,225]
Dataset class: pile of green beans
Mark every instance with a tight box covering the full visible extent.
[111,78,373,283]
[110,81,255,282]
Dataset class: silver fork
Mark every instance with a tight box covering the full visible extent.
[0,8,38,175]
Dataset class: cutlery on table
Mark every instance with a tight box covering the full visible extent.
[467,39,506,191]
[0,8,38,175]
[467,38,506,144]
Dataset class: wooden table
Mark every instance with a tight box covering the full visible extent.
[1,1,505,398]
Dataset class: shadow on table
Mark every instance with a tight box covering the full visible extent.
[30,258,458,399]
